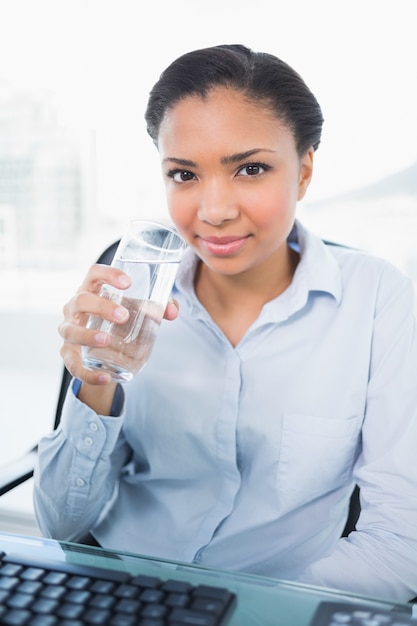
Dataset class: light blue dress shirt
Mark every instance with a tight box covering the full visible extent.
[34,221,417,602]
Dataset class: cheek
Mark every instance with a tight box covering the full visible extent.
[166,190,194,234]
[247,185,295,228]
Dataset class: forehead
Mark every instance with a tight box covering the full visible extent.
[157,87,292,153]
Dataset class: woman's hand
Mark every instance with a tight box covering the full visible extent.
[58,263,179,387]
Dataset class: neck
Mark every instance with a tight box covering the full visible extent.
[196,244,299,309]
[194,245,299,346]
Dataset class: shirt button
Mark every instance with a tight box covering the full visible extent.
[84,437,93,447]
[76,478,85,487]
[89,422,98,432]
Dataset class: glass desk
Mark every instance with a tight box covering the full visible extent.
[0,531,414,625]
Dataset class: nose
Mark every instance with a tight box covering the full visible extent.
[197,179,239,225]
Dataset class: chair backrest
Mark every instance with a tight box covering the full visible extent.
[54,239,120,429]
[342,485,360,536]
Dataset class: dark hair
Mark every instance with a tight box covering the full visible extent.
[145,44,324,156]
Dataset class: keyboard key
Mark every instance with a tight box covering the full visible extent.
[169,607,218,625]
[40,584,67,599]
[29,616,58,626]
[140,588,165,603]
[0,576,19,591]
[166,592,190,608]
[31,598,59,614]
[0,563,23,577]
[43,570,68,585]
[82,607,111,623]
[2,608,32,625]
[56,602,85,619]
[67,575,92,590]
[65,589,92,604]
[194,585,234,603]
[30,617,58,626]
[115,598,142,614]
[89,579,116,594]
[114,583,140,599]
[20,567,45,581]
[130,573,162,588]
[17,580,42,595]
[89,593,116,609]
[0,588,10,603]
[141,603,168,619]
[109,613,137,625]
[6,592,33,609]
[192,597,225,616]
[162,580,193,594]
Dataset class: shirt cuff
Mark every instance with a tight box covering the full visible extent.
[61,379,125,458]
[72,379,125,417]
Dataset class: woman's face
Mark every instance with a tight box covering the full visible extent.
[157,87,313,278]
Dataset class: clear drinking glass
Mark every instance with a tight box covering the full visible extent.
[82,220,187,382]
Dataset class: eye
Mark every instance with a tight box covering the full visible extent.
[166,169,196,183]
[237,163,271,177]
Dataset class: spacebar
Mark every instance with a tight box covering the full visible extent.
[4,552,131,582]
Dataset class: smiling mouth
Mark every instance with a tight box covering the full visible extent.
[198,235,250,256]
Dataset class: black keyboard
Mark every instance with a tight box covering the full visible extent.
[0,550,237,626]
[309,601,415,626]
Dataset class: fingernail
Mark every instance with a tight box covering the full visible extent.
[94,332,109,345]
[117,275,131,288]
[114,306,129,322]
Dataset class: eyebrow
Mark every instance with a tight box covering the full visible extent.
[220,148,275,165]
[162,148,275,168]
[162,157,197,167]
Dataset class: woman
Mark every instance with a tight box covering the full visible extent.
[34,44,417,602]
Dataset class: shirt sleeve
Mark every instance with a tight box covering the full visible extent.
[297,267,417,602]
[33,379,131,541]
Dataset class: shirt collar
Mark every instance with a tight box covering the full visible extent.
[174,220,343,319]
[174,246,199,299]
[289,220,343,306]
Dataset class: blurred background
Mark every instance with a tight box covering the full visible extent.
[1,0,416,532]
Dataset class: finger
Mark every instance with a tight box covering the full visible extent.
[78,263,131,294]
[61,345,113,386]
[164,299,179,321]
[63,290,130,329]
[58,320,112,348]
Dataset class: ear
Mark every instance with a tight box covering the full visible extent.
[297,147,314,201]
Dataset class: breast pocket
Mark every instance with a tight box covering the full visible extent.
[276,413,361,513]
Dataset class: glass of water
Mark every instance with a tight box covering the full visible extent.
[82,220,187,382]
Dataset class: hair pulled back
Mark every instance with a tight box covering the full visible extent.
[145,44,324,156]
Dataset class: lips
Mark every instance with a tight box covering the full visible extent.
[198,234,250,256]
